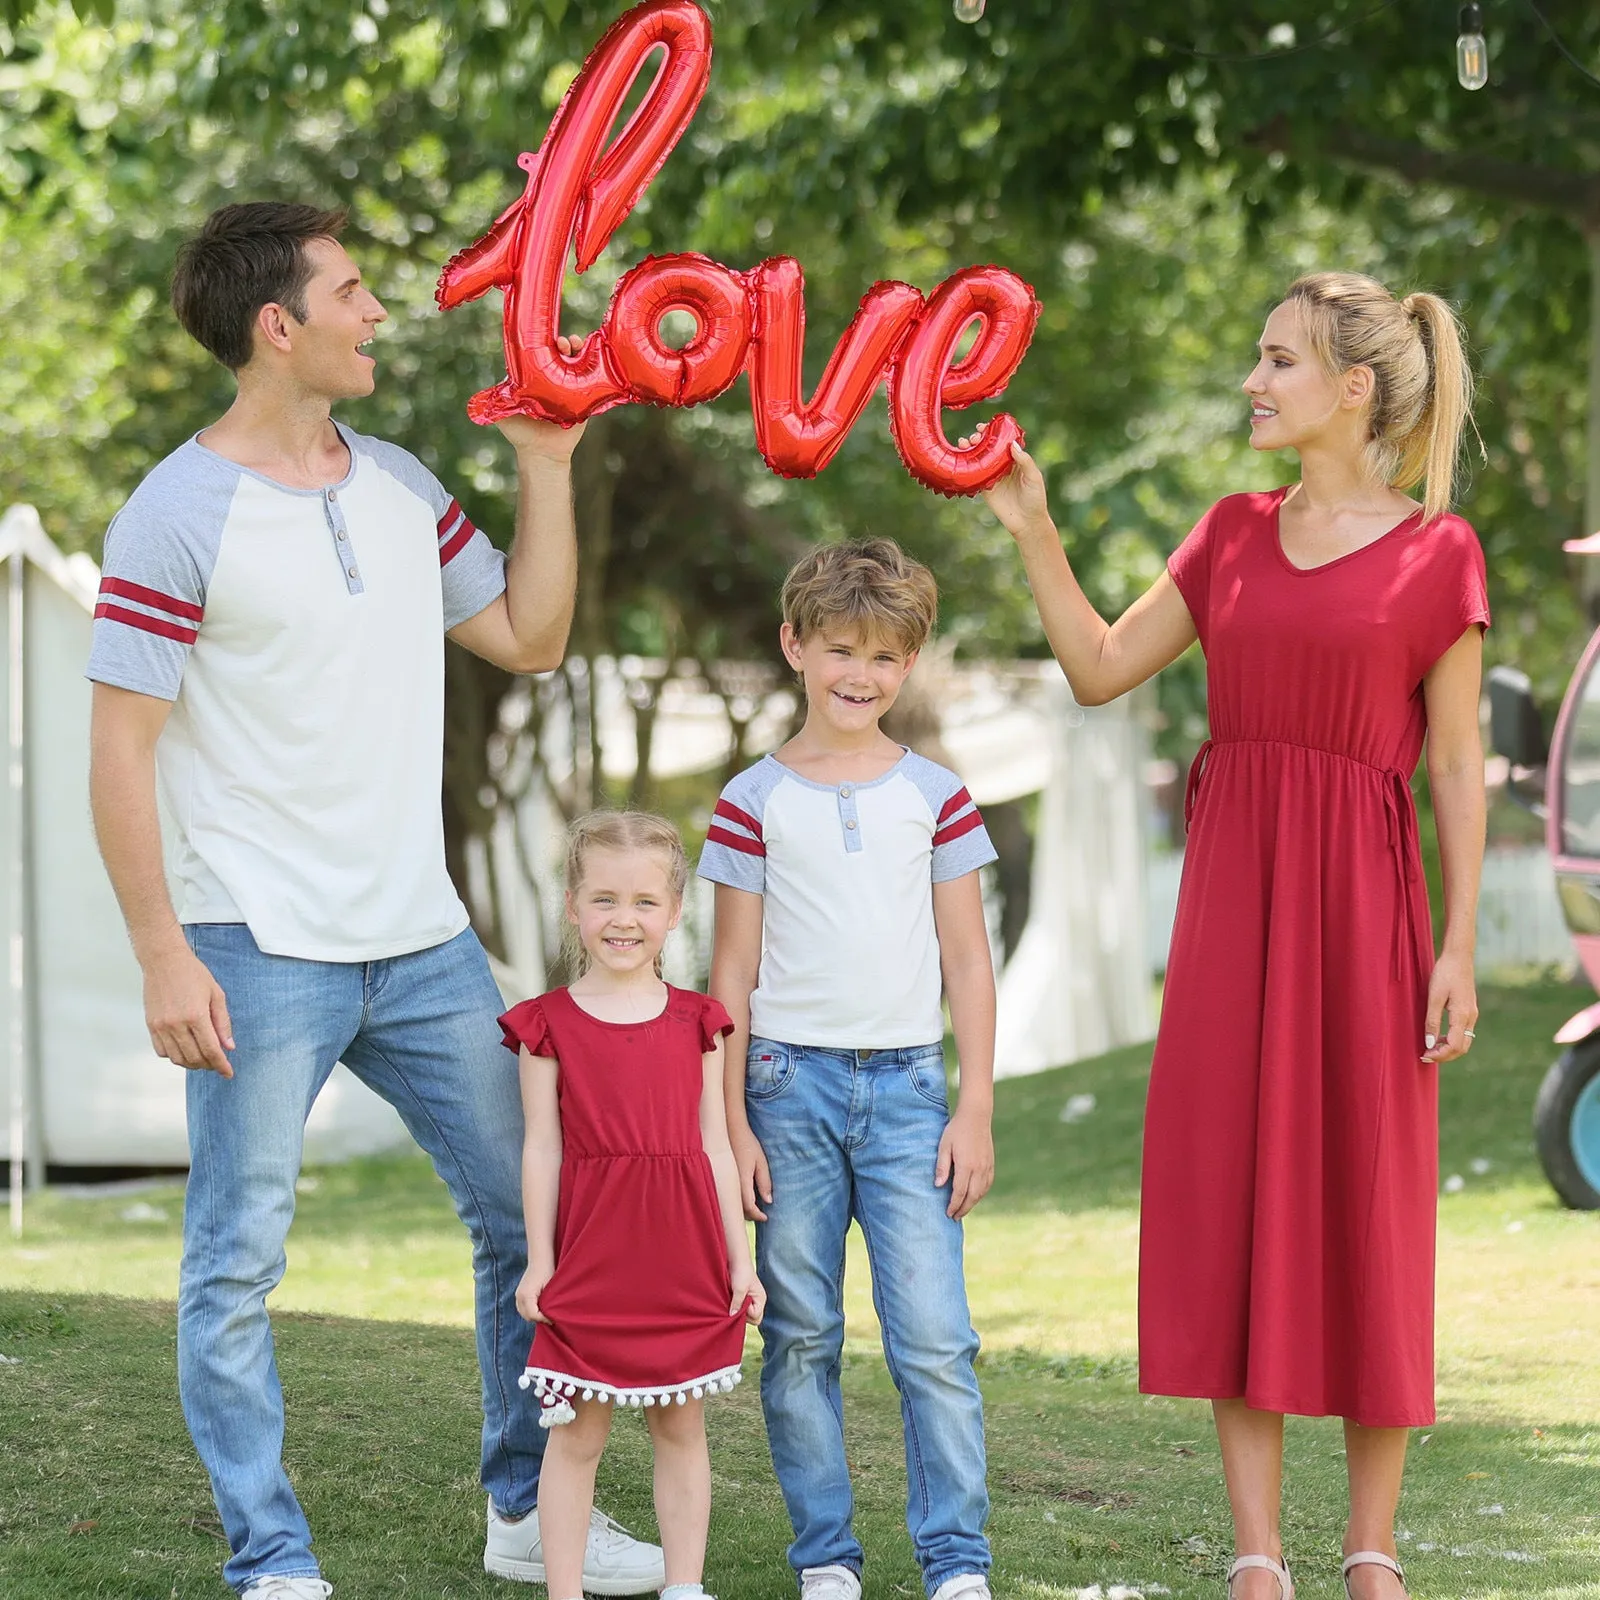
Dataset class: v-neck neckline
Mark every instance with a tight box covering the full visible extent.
[1271,485,1424,575]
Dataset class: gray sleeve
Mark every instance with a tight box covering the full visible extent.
[696,766,775,894]
[85,450,233,701]
[346,429,507,631]
[906,755,999,882]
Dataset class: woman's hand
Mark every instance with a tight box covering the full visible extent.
[1423,948,1478,1063]
[962,438,1053,542]
[730,1265,766,1325]
[516,1261,554,1324]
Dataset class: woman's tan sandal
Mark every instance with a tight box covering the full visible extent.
[1341,1551,1407,1597]
[1226,1554,1294,1599]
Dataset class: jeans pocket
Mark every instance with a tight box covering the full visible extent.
[904,1048,950,1110]
[745,1037,796,1101]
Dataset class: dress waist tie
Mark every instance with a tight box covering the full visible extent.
[1183,739,1213,831]
[1382,769,1435,987]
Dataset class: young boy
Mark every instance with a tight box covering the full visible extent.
[700,539,998,1600]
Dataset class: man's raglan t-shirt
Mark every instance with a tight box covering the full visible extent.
[696,750,997,1049]
[86,422,507,962]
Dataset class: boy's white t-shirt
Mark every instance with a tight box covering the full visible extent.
[696,750,997,1048]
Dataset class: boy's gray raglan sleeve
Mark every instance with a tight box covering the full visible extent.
[696,774,768,895]
[927,768,999,882]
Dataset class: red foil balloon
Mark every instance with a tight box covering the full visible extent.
[889,266,1042,495]
[435,0,1042,494]
[605,254,752,407]
[435,0,713,425]
[747,257,926,479]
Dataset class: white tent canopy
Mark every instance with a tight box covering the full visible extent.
[0,506,410,1210]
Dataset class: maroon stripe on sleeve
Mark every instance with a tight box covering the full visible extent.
[93,602,198,645]
[932,809,985,848]
[705,825,765,857]
[436,498,463,535]
[99,577,203,623]
[937,786,974,824]
[712,799,763,840]
[439,518,478,566]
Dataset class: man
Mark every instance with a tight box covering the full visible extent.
[87,202,662,1600]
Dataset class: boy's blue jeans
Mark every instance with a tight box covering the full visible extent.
[177,923,543,1594]
[746,1036,991,1594]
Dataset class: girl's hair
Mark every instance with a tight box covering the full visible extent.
[563,809,689,977]
[1281,272,1474,522]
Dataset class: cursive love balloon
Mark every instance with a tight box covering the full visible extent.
[436,0,1040,495]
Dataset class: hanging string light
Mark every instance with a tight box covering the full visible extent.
[1456,3,1489,88]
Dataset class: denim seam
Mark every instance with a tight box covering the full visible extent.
[853,1201,932,1555]
[351,1034,527,1508]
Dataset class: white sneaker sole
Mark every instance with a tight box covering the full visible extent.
[483,1552,666,1595]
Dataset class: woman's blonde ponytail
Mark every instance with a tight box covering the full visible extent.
[1284,273,1476,522]
[1397,292,1474,522]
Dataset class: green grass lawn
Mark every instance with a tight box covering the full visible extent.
[3,980,1598,1599]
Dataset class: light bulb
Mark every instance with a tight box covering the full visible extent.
[953,0,986,22]
[1456,3,1488,90]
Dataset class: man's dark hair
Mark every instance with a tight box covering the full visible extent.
[171,202,349,371]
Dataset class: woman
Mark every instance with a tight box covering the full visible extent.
[975,273,1488,1600]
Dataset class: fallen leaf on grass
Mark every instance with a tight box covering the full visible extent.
[68,1520,96,1535]
[1465,1471,1489,1479]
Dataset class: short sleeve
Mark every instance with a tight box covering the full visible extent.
[697,782,768,895]
[499,996,557,1057]
[697,995,735,1053]
[1417,517,1491,673]
[437,494,508,632]
[86,451,233,701]
[1166,501,1219,644]
[345,430,506,631]
[930,782,999,882]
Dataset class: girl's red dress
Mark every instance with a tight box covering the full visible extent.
[1139,489,1489,1427]
[499,985,745,1417]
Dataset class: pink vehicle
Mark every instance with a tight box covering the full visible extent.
[1490,541,1600,1208]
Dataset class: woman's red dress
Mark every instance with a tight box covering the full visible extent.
[499,985,746,1420]
[1139,489,1490,1426]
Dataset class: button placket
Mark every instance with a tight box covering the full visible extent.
[324,490,364,595]
[837,784,863,853]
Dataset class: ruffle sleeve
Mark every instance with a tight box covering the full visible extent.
[697,994,735,1054]
[499,996,558,1058]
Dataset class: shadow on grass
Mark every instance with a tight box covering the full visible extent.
[2,1294,1596,1600]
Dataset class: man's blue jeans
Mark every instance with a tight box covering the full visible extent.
[177,923,542,1594]
[745,1037,991,1595]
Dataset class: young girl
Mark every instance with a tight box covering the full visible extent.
[973,273,1487,1600]
[500,810,765,1600]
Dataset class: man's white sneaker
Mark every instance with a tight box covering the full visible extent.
[239,1579,333,1600]
[800,1565,863,1600]
[930,1575,993,1600]
[484,1500,666,1594]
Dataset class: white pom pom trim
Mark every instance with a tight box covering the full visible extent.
[518,1363,744,1413]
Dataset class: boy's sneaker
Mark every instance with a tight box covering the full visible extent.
[239,1580,333,1600]
[484,1500,666,1593]
[801,1566,863,1600]
[930,1576,993,1600]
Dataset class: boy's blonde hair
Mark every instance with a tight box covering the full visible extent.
[1281,272,1475,522]
[563,809,689,977]
[780,537,938,654]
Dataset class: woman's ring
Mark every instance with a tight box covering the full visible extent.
[1464,1029,1476,1039]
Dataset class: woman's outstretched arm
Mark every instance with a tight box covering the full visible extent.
[981,443,1199,705]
